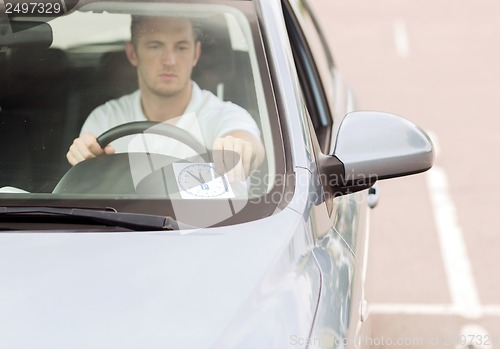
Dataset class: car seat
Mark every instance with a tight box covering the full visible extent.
[0,47,72,191]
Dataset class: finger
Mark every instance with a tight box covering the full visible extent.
[68,142,87,163]
[232,140,245,181]
[66,151,79,166]
[212,138,225,175]
[71,134,99,160]
[224,137,246,181]
[82,133,104,157]
[232,161,246,182]
[104,145,115,155]
[223,139,237,182]
[74,140,98,160]
[221,137,235,171]
[241,142,253,177]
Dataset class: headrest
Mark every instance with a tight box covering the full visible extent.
[98,51,137,83]
[97,50,138,97]
[192,14,235,92]
[8,48,68,78]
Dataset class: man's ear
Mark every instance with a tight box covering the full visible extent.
[193,41,201,67]
[125,42,138,67]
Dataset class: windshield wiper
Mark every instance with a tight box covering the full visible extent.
[0,206,179,231]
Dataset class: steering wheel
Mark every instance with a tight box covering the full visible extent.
[96,121,208,159]
[54,121,209,194]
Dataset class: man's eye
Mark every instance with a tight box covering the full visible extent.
[178,46,189,51]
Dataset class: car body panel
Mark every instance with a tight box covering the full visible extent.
[257,0,315,172]
[0,200,317,348]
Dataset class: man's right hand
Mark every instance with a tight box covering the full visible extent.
[66,132,115,166]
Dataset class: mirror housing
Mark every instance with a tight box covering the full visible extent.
[319,111,434,196]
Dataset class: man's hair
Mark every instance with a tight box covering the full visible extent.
[130,16,201,45]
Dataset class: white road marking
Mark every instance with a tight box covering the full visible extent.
[425,131,481,318]
[393,19,410,58]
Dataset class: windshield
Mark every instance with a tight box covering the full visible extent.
[0,0,286,228]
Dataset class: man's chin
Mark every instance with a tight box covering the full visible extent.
[152,88,182,98]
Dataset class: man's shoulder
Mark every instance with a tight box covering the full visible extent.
[94,90,140,113]
[193,84,248,116]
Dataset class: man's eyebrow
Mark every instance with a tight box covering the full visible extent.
[145,40,164,45]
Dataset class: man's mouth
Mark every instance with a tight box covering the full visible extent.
[158,73,177,80]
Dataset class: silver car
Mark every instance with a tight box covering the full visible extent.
[0,0,433,348]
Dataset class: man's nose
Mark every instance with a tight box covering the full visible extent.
[161,49,176,65]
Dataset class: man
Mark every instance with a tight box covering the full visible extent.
[66,15,264,180]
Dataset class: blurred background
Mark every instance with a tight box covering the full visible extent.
[309,0,500,347]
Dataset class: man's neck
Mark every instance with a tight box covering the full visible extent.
[140,82,193,122]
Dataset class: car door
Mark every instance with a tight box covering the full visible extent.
[282,0,372,346]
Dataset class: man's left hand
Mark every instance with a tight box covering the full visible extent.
[212,132,264,181]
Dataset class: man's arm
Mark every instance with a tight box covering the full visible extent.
[212,131,265,181]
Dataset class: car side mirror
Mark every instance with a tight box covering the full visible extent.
[319,111,434,196]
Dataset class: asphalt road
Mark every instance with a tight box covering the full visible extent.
[308,0,500,347]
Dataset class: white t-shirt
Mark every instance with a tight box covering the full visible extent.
[80,82,260,160]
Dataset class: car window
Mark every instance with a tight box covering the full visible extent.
[283,0,333,152]
[289,0,335,106]
[0,0,286,226]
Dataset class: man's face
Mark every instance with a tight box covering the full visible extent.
[126,17,200,98]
